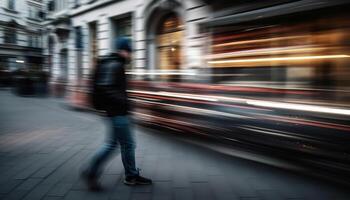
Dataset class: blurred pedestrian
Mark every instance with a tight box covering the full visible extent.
[82,37,152,191]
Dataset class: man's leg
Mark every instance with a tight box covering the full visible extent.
[113,116,152,185]
[83,117,118,190]
[112,116,138,177]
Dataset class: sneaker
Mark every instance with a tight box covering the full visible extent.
[124,175,152,185]
[81,170,102,191]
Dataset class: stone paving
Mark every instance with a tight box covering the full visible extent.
[0,90,349,200]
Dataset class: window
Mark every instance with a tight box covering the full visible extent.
[74,0,80,7]
[27,34,41,48]
[116,18,132,38]
[156,13,183,73]
[48,0,55,12]
[34,36,38,47]
[28,35,33,47]
[38,36,42,48]
[4,29,16,44]
[75,26,83,49]
[56,0,68,11]
[28,6,34,18]
[8,0,15,10]
[28,6,40,19]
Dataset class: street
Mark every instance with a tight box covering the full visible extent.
[0,90,349,200]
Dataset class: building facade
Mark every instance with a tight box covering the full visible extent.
[44,0,350,102]
[43,0,210,90]
[0,0,44,73]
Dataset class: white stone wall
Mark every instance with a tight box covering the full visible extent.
[67,31,76,84]
[183,0,209,69]
[51,35,60,80]
[0,27,3,44]
[81,23,90,78]
[48,0,210,84]
[97,14,110,56]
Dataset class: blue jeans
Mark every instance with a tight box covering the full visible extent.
[88,115,139,177]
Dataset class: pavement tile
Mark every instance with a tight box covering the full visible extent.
[209,175,239,200]
[152,195,171,200]
[42,196,63,200]
[0,180,23,194]
[84,192,109,200]
[229,177,258,198]
[132,184,153,193]
[15,178,42,191]
[173,188,193,200]
[153,159,172,182]
[151,181,171,197]
[256,189,284,200]
[248,177,273,191]
[130,193,152,200]
[109,182,132,200]
[47,183,73,197]
[21,185,52,200]
[2,190,29,200]
[13,155,52,180]
[0,156,39,184]
[192,182,215,200]
[100,174,120,191]
[62,190,87,200]
[31,167,57,178]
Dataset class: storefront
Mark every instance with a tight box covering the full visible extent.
[201,0,350,94]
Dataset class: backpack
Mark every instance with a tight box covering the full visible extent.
[90,59,105,110]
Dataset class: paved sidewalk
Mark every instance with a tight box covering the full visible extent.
[0,90,349,200]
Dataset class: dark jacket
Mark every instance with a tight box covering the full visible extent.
[95,53,129,116]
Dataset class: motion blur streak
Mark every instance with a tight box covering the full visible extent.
[206,46,335,59]
[129,90,219,102]
[131,98,251,119]
[246,100,350,116]
[260,114,350,132]
[130,90,350,116]
[208,55,350,65]
[212,35,307,47]
[126,70,197,76]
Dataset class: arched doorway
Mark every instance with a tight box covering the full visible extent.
[144,0,185,81]
[156,13,183,73]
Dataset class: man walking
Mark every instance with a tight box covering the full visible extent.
[82,38,152,190]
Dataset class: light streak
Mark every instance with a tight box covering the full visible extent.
[126,70,196,76]
[132,98,250,119]
[246,100,350,116]
[129,90,350,116]
[128,90,219,102]
[208,55,350,64]
[212,35,306,47]
[205,46,331,60]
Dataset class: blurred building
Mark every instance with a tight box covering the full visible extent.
[43,0,211,94]
[0,0,44,73]
[43,0,350,100]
